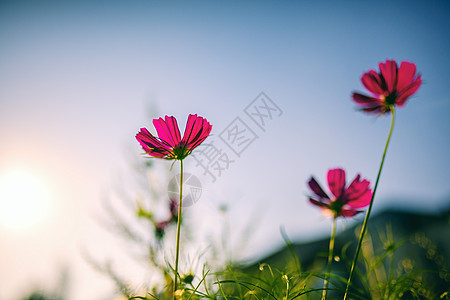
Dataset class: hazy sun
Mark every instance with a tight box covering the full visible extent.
[0,169,53,231]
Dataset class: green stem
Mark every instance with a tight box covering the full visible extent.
[385,250,395,300]
[343,108,396,300]
[173,160,184,299]
[322,217,337,300]
[283,274,290,300]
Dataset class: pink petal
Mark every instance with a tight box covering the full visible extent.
[396,75,422,106]
[309,198,331,208]
[188,118,212,150]
[156,220,170,229]
[361,105,385,114]
[165,115,182,145]
[308,177,330,199]
[352,93,385,113]
[343,175,370,201]
[182,114,200,146]
[339,208,362,218]
[136,128,161,148]
[327,168,346,199]
[153,116,181,148]
[379,60,398,93]
[352,92,380,105]
[361,70,384,95]
[347,189,372,209]
[396,61,417,92]
[182,114,212,151]
[169,199,178,217]
[135,128,171,157]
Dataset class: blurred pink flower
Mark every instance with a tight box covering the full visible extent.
[352,60,422,114]
[136,114,212,160]
[308,168,372,218]
[154,199,179,240]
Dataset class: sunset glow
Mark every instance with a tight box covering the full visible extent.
[0,169,53,231]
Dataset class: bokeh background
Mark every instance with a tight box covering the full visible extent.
[1,1,449,299]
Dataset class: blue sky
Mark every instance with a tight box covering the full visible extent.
[0,1,449,299]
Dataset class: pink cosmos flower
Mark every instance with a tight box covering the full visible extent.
[308,168,372,218]
[352,60,422,114]
[136,114,212,160]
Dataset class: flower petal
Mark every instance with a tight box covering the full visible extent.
[309,198,330,208]
[352,93,385,114]
[182,114,212,151]
[135,128,171,157]
[361,70,385,96]
[308,177,330,199]
[361,105,385,114]
[189,119,212,150]
[396,75,422,106]
[182,114,200,146]
[396,61,417,92]
[153,116,181,148]
[327,168,346,199]
[352,92,380,104]
[339,208,362,217]
[379,60,398,93]
[343,175,370,201]
[165,115,182,145]
[347,189,372,209]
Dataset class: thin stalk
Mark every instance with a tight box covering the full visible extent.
[384,251,395,300]
[343,108,396,300]
[322,217,337,300]
[283,274,290,300]
[173,160,184,299]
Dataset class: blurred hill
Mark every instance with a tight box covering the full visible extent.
[242,202,450,298]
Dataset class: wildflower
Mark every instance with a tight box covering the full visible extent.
[136,114,212,295]
[154,220,170,240]
[352,60,422,114]
[154,199,179,240]
[136,114,212,160]
[169,198,178,220]
[308,168,372,218]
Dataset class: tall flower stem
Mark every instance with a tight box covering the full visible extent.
[173,160,184,299]
[343,108,396,300]
[323,217,337,300]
